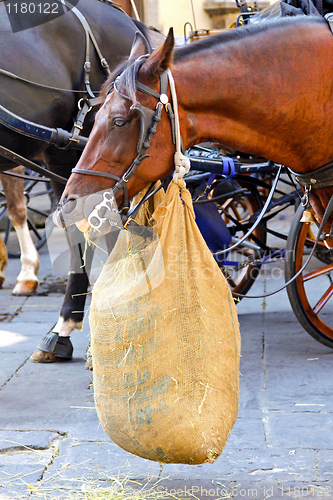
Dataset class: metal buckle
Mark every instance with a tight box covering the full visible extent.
[78,98,92,112]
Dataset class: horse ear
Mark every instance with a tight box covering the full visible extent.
[141,28,175,78]
[129,31,151,60]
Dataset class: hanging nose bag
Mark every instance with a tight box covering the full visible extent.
[89,180,241,464]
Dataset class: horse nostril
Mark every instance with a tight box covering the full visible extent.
[63,195,79,214]
[53,194,85,229]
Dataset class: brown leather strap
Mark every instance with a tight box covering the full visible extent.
[289,160,333,189]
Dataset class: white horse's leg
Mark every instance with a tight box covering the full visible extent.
[12,222,40,295]
[0,167,39,295]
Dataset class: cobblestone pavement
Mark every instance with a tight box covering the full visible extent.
[0,219,333,500]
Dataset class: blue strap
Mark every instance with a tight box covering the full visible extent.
[222,157,235,179]
[207,172,216,185]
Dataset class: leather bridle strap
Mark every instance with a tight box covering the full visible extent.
[70,169,122,182]
[72,70,172,215]
[71,167,130,209]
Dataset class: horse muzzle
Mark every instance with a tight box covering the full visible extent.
[53,194,86,229]
[53,190,123,240]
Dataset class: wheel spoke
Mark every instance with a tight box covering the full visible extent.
[27,206,51,218]
[0,206,8,221]
[27,219,42,241]
[3,219,12,245]
[29,189,52,198]
[305,236,328,250]
[313,282,333,314]
[304,263,333,282]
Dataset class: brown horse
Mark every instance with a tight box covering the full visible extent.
[57,15,333,237]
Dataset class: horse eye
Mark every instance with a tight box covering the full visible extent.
[111,118,129,129]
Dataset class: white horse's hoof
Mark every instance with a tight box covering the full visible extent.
[12,280,39,296]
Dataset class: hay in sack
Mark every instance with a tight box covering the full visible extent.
[89,178,240,464]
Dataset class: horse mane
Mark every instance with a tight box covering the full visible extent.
[101,55,147,103]
[174,15,325,61]
[101,14,325,101]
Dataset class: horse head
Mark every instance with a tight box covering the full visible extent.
[55,29,179,234]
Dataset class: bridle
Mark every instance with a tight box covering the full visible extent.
[70,56,179,230]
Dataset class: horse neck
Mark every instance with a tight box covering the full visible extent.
[173,21,333,171]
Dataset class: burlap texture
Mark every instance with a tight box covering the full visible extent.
[89,180,240,464]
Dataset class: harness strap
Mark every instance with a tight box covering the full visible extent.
[0,170,51,183]
[60,0,111,99]
[0,103,88,150]
[0,67,92,94]
[136,81,161,100]
[70,100,92,144]
[0,144,67,184]
[289,160,333,189]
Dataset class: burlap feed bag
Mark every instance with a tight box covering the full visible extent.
[89,180,240,464]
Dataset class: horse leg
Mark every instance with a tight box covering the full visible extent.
[31,233,94,362]
[0,167,39,295]
[0,237,8,288]
[31,147,93,362]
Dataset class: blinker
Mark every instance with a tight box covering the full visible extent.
[130,102,156,153]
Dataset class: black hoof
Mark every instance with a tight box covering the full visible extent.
[36,332,73,360]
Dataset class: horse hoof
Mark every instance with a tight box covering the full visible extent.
[31,333,73,363]
[12,280,39,296]
[0,273,4,289]
[31,349,58,363]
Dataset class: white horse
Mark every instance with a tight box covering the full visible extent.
[0,167,39,295]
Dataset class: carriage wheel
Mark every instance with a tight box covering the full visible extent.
[0,171,56,258]
[216,178,266,298]
[285,204,333,348]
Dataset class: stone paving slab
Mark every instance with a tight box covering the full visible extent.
[0,430,59,453]
[264,411,333,450]
[0,431,61,500]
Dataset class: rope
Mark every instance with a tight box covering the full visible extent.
[167,69,191,185]
[129,0,140,21]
